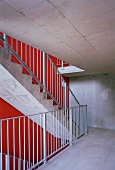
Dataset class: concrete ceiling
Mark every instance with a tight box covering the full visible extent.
[0,0,115,76]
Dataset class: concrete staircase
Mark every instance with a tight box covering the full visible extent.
[0,48,58,112]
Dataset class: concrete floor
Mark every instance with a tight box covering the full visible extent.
[39,128,115,170]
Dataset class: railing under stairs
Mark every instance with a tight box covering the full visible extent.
[0,106,87,170]
[0,33,80,110]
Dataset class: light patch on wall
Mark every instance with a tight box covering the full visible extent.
[101,88,111,100]
[58,65,84,74]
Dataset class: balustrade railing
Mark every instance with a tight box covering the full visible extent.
[0,106,87,170]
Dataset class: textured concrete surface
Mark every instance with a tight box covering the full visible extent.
[0,53,58,112]
[0,64,48,115]
[38,128,115,170]
[70,74,115,130]
[0,0,115,76]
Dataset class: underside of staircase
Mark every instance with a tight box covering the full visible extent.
[0,49,59,112]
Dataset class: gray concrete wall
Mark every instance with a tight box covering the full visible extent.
[70,74,115,130]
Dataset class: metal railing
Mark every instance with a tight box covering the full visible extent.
[0,34,80,110]
[0,106,87,170]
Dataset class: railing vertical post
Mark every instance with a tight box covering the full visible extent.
[3,34,8,49]
[7,120,9,170]
[78,106,80,136]
[43,52,46,92]
[43,113,47,164]
[62,60,64,69]
[18,159,21,170]
[19,118,21,170]
[33,119,34,167]
[13,119,15,170]
[6,155,10,170]
[3,34,8,58]
[28,117,30,169]
[23,117,25,170]
[0,153,2,170]
[65,82,67,111]
[85,106,88,134]
[37,117,39,163]
[69,108,73,146]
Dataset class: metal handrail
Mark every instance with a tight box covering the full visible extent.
[0,105,87,121]
[0,35,62,109]
[47,54,80,105]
